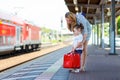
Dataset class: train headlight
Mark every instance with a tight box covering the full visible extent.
[2,30,7,34]
[0,20,2,24]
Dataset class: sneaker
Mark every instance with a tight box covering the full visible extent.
[74,69,80,73]
[71,69,75,72]
[69,69,75,72]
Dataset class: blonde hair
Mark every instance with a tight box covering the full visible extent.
[65,12,77,31]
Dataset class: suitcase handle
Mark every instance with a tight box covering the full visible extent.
[68,51,77,54]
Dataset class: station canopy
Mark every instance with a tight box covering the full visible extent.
[64,0,120,24]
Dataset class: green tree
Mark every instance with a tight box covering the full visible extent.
[116,16,120,35]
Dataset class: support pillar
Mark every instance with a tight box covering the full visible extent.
[101,5,105,48]
[109,0,116,55]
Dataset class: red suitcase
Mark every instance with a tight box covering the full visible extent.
[63,52,80,68]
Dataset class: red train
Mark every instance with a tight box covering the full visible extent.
[0,12,41,55]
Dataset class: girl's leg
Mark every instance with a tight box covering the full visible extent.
[81,40,88,71]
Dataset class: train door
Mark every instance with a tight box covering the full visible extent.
[28,27,31,42]
[16,26,21,45]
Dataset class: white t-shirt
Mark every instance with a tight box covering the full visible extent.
[73,34,83,50]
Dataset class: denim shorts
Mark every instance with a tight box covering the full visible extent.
[75,50,82,54]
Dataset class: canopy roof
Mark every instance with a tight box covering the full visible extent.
[64,0,120,24]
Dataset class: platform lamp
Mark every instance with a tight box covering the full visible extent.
[73,0,79,13]
[75,6,79,12]
[60,17,63,41]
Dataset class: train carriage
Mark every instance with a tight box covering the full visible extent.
[0,12,41,55]
[0,21,16,55]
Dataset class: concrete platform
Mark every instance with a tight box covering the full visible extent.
[68,45,120,80]
[53,45,120,80]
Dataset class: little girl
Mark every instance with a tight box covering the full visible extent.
[71,23,84,73]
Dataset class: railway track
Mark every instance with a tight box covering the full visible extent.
[0,45,71,80]
[0,43,56,59]
[0,42,72,72]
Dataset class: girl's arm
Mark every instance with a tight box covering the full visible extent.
[72,46,75,52]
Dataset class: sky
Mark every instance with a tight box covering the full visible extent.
[0,0,70,31]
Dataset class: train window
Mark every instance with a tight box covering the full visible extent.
[17,28,20,40]
[7,36,12,45]
[0,36,3,45]
[3,36,6,45]
[0,36,14,46]
[0,36,9,45]
[16,26,21,44]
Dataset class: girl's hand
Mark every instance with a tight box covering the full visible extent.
[72,48,75,52]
